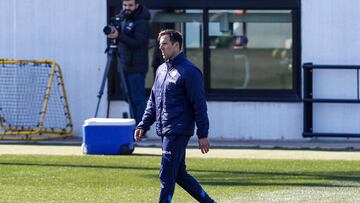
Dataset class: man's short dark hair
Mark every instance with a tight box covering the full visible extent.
[158,29,183,50]
[123,0,140,4]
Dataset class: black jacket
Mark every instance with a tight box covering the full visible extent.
[137,52,209,138]
[117,5,150,74]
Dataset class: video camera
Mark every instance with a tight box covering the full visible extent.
[103,11,125,35]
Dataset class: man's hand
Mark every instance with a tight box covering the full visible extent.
[107,28,119,39]
[134,128,144,142]
[198,137,210,154]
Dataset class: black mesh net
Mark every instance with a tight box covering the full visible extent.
[0,60,72,136]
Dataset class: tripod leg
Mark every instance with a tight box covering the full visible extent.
[94,52,113,117]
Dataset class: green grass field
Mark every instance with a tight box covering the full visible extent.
[0,154,359,202]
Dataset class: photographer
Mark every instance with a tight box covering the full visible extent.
[107,0,150,127]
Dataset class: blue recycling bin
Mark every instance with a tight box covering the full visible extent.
[82,118,135,155]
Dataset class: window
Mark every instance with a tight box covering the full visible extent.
[209,10,293,90]
[107,0,301,101]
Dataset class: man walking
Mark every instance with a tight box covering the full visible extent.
[135,29,215,203]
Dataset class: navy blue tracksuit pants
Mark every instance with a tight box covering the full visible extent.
[159,135,214,203]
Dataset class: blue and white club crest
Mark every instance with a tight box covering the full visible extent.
[170,69,178,78]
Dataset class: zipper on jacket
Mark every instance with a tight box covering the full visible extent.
[158,64,171,135]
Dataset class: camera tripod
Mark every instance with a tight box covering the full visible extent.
[94,42,133,118]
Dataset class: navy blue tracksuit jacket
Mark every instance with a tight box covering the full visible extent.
[137,51,209,139]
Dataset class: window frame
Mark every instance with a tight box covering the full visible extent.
[107,0,301,102]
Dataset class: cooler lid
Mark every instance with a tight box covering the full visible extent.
[84,118,136,126]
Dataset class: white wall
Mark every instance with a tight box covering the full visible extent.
[302,0,360,64]
[2,0,360,140]
[0,0,108,137]
[207,102,302,140]
[302,0,360,134]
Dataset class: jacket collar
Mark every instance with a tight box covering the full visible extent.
[167,52,186,68]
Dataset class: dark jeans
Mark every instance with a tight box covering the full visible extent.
[124,73,146,125]
[159,135,214,203]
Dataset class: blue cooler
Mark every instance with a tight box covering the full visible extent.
[82,118,135,155]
